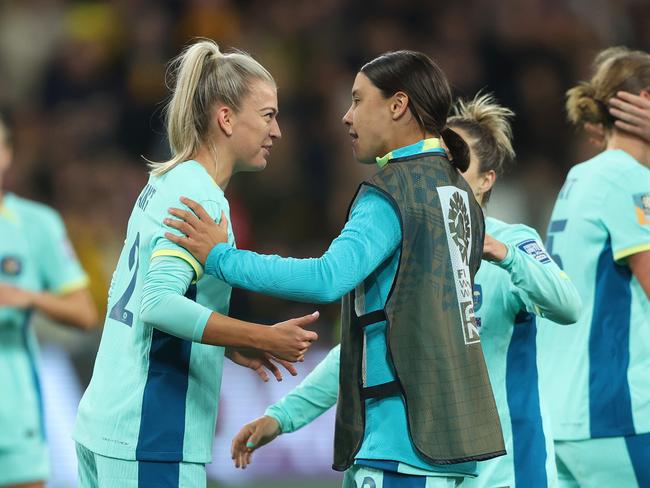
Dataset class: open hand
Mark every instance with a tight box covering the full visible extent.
[231,416,281,469]
[164,196,229,265]
[225,347,298,382]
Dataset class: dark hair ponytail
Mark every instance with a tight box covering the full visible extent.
[441,127,470,172]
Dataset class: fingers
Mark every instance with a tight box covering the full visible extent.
[609,106,645,126]
[293,311,320,329]
[231,427,252,468]
[612,91,650,109]
[168,207,200,228]
[164,232,188,246]
[262,358,283,382]
[180,196,212,222]
[255,366,270,382]
[274,357,298,376]
[164,217,194,237]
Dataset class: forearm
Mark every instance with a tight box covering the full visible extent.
[30,288,97,330]
[141,255,275,347]
[499,243,581,324]
[265,345,340,433]
[200,312,272,349]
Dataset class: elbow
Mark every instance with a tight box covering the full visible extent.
[550,298,583,325]
[78,306,99,330]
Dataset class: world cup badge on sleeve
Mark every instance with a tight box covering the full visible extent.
[633,193,650,225]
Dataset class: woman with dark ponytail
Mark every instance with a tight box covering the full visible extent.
[166,50,504,486]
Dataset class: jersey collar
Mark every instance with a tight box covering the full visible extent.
[375,137,445,168]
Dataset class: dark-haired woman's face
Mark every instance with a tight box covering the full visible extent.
[342,73,394,164]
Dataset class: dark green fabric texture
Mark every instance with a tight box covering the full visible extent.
[333,153,505,471]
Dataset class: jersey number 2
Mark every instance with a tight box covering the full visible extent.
[109,233,140,326]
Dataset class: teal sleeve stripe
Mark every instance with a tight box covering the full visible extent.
[264,346,340,433]
[140,256,211,342]
[204,190,401,303]
[502,237,582,325]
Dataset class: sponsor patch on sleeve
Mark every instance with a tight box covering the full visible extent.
[517,239,551,264]
[633,193,650,225]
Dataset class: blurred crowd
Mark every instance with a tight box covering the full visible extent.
[1,0,649,344]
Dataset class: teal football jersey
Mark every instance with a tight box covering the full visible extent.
[0,193,87,448]
[538,149,650,440]
[73,161,235,463]
[464,217,562,488]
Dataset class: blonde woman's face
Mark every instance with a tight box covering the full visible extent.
[231,79,281,172]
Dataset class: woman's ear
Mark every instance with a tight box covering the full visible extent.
[391,91,410,120]
[215,106,234,136]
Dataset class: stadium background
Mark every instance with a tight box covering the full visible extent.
[0,0,648,486]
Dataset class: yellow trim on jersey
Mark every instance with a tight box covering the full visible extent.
[614,243,650,262]
[57,277,90,295]
[151,249,203,281]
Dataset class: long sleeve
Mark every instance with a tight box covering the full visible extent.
[265,345,340,433]
[140,256,212,342]
[204,188,402,303]
[497,229,582,325]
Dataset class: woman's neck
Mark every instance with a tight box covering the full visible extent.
[193,144,234,191]
[607,130,650,168]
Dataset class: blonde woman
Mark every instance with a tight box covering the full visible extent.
[538,46,650,487]
[73,40,319,487]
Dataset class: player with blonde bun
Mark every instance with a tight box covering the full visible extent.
[538,46,650,487]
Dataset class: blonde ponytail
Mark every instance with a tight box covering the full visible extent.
[149,39,275,176]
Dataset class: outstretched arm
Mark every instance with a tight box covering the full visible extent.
[231,345,340,469]
[166,189,402,303]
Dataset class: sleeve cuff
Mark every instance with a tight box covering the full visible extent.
[614,243,650,262]
[152,249,203,281]
[204,243,233,279]
[55,276,90,295]
[192,308,212,343]
[264,405,292,434]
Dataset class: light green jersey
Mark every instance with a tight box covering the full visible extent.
[74,161,235,463]
[537,149,650,440]
[465,217,574,488]
[0,194,87,448]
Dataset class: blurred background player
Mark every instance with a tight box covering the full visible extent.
[164,51,503,487]
[0,112,97,488]
[73,40,319,488]
[227,93,582,488]
[537,46,650,487]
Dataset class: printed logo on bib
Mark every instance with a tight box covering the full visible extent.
[633,193,650,225]
[438,187,480,344]
[517,239,551,264]
[448,191,471,265]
